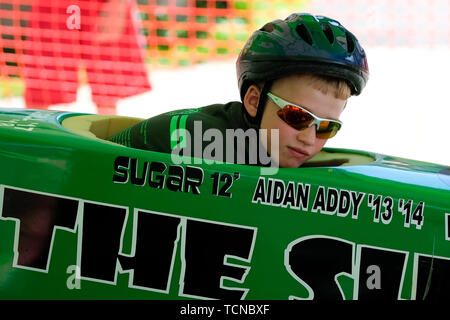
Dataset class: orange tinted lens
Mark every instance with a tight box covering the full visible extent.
[277,105,314,130]
[316,121,341,139]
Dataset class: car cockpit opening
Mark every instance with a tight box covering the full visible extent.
[61,114,376,168]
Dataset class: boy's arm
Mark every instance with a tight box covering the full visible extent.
[108,115,173,153]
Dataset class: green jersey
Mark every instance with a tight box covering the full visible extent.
[108,101,268,166]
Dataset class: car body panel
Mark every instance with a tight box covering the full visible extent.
[0,108,449,300]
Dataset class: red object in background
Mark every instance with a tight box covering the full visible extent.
[22,0,151,114]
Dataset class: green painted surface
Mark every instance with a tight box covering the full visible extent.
[0,109,448,300]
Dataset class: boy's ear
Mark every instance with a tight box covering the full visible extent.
[243,84,261,118]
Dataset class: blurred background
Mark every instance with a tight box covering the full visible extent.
[0,0,449,165]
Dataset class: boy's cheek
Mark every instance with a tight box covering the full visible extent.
[309,140,326,156]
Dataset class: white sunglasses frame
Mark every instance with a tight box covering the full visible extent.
[267,91,342,136]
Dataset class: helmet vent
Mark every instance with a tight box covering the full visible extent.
[296,24,313,45]
[321,23,335,44]
[345,32,355,52]
[261,23,275,33]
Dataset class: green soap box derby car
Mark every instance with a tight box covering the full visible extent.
[0,108,449,300]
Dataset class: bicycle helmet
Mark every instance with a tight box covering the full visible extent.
[236,13,369,102]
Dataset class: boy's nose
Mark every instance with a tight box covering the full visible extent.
[296,126,316,146]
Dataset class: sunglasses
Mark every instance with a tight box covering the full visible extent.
[267,92,342,139]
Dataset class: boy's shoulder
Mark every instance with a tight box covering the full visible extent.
[163,108,202,117]
[159,101,242,117]
[150,101,245,128]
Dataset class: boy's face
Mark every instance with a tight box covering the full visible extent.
[259,76,347,168]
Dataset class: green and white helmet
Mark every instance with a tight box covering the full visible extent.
[236,13,369,100]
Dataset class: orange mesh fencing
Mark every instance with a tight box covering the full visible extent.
[308,0,449,48]
[134,0,308,67]
[2,0,447,103]
[0,0,306,103]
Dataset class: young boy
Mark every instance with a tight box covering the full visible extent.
[108,13,369,168]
